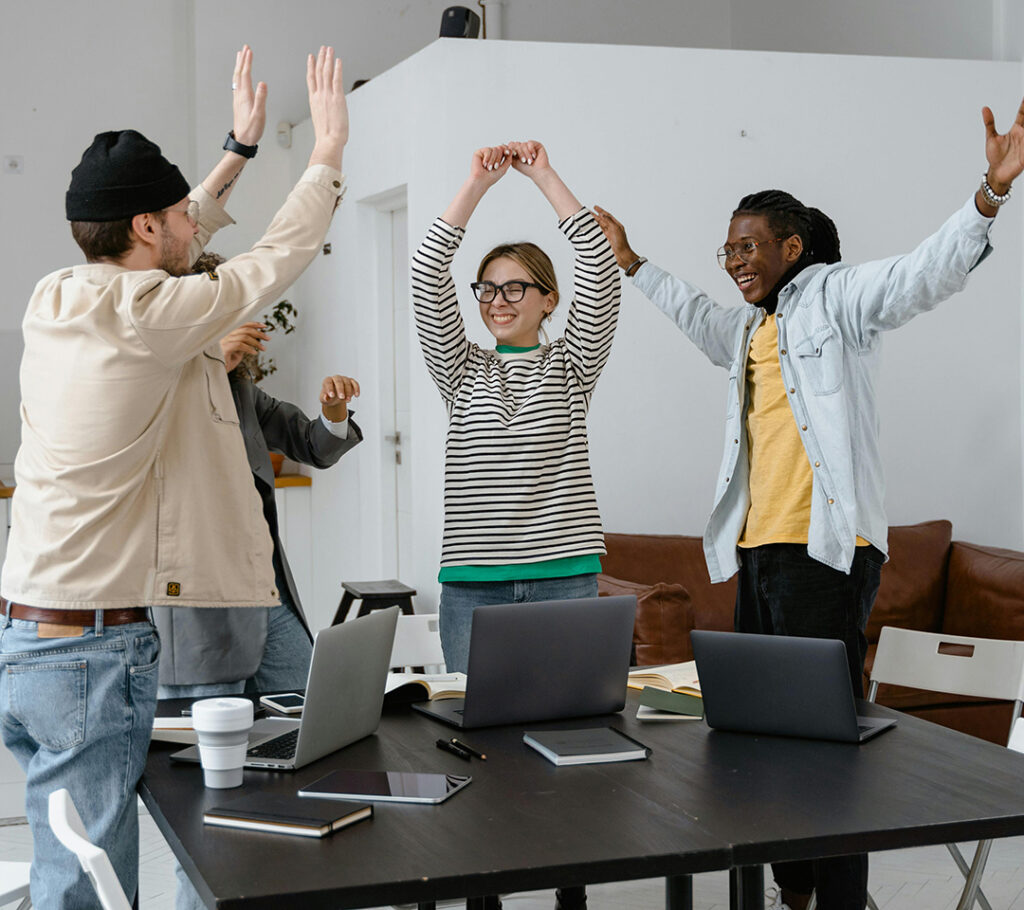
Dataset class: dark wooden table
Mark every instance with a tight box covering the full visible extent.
[139,696,1024,909]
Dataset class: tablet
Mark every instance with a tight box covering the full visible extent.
[298,769,471,805]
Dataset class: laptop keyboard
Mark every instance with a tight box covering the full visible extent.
[247,729,298,759]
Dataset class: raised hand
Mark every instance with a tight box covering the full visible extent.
[470,145,514,188]
[307,46,348,169]
[231,46,267,147]
[983,95,1024,192]
[220,322,269,373]
[594,206,642,271]
[320,374,360,422]
[507,140,551,177]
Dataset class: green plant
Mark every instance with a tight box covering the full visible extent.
[251,300,298,382]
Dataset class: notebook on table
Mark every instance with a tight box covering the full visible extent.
[172,606,399,770]
[690,629,897,743]
[413,595,636,729]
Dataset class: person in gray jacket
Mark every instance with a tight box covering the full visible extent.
[156,271,362,699]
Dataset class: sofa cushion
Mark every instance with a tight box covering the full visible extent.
[602,532,735,633]
[942,542,1024,640]
[866,520,951,644]
[598,573,693,665]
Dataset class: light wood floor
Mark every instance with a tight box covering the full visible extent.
[2,811,1024,908]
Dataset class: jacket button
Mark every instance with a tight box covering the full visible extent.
[780,349,787,355]
[828,498,835,505]
[801,424,808,431]
[725,476,730,482]
[332,180,341,188]
[789,388,795,394]
[734,439,739,444]
[815,461,820,467]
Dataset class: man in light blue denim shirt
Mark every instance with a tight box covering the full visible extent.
[595,96,1024,910]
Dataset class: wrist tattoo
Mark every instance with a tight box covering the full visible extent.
[216,167,244,200]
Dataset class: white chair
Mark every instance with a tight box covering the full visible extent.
[389,613,446,673]
[47,789,132,910]
[0,862,31,909]
[866,627,1024,910]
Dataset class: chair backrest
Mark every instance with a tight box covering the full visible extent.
[1008,716,1024,754]
[389,613,445,672]
[869,627,1024,744]
[0,860,31,906]
[47,789,132,910]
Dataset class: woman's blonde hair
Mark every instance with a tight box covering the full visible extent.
[477,242,560,311]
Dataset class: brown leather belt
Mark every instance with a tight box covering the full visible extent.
[1,599,149,626]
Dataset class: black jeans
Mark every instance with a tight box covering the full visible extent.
[734,543,884,910]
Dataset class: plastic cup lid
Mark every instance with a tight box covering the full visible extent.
[191,697,254,732]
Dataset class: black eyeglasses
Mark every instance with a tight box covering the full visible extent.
[716,237,787,269]
[470,280,549,304]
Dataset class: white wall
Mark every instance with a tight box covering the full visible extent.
[282,39,1023,624]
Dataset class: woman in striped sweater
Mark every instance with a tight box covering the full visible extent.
[411,140,620,681]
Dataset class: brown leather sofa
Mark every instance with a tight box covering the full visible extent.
[599,520,1024,744]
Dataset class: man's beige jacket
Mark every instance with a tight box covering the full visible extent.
[1,165,344,609]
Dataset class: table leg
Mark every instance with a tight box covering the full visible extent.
[729,865,764,910]
[666,874,693,910]
[416,904,436,910]
[466,898,501,910]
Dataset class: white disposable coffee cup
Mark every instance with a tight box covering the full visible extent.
[191,697,254,789]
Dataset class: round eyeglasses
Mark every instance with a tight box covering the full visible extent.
[716,237,787,269]
[470,280,549,304]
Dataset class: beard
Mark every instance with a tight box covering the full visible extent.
[158,231,192,277]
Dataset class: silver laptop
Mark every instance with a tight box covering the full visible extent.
[172,606,399,770]
[690,630,897,743]
[413,596,636,729]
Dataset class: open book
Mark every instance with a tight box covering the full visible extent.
[627,660,701,696]
[384,672,467,704]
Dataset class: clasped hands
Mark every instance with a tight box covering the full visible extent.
[472,140,552,186]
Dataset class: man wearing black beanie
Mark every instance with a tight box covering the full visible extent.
[0,45,350,909]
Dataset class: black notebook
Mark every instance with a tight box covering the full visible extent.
[522,727,650,766]
[203,793,373,838]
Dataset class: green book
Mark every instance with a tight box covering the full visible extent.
[638,686,704,718]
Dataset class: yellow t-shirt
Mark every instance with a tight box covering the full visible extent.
[738,315,868,548]
[739,316,812,547]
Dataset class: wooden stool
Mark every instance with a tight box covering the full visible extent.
[332,580,416,625]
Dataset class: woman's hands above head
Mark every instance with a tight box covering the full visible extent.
[470,145,514,187]
[231,45,267,147]
[507,140,551,177]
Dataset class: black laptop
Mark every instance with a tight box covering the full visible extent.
[413,596,637,729]
[690,630,897,743]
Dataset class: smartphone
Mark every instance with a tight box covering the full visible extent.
[259,693,305,715]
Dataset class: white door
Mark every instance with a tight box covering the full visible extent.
[372,193,411,580]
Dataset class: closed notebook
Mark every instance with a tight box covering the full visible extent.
[523,727,650,766]
[203,794,372,838]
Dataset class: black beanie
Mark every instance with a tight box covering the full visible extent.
[65,130,190,222]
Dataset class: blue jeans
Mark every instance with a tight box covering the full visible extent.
[735,544,883,910]
[439,574,599,674]
[158,603,313,701]
[0,613,159,909]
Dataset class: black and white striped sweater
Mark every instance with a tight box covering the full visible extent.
[411,209,620,568]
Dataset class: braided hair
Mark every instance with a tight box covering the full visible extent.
[732,190,841,266]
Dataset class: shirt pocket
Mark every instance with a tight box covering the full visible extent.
[203,351,240,425]
[5,660,87,751]
[794,324,843,396]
